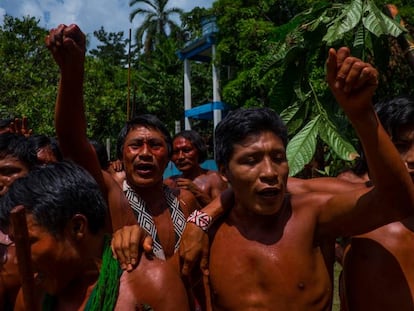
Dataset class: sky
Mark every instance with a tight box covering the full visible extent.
[0,0,214,49]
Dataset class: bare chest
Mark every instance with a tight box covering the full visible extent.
[208,223,332,310]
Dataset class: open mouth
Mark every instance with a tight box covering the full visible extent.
[257,188,280,197]
[135,163,154,175]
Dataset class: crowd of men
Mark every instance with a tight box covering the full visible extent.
[0,23,413,311]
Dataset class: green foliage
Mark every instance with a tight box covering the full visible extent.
[0,15,57,135]
[286,115,320,176]
[214,0,414,177]
[129,0,184,53]
[89,27,129,66]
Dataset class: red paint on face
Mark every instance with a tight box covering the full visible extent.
[171,137,199,172]
[122,126,169,189]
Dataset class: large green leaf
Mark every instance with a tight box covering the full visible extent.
[362,0,405,38]
[319,119,358,161]
[280,101,307,136]
[287,115,321,176]
[323,0,363,45]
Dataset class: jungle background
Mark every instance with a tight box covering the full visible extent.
[1,0,414,177]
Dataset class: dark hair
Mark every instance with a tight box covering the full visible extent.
[375,96,414,139]
[0,133,37,169]
[116,114,172,159]
[89,139,109,170]
[0,118,13,129]
[173,130,208,163]
[27,134,63,163]
[0,161,107,235]
[49,137,63,161]
[215,107,288,167]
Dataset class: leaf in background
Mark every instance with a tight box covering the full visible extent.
[363,0,405,38]
[319,119,359,161]
[323,0,363,45]
[280,101,307,136]
[287,115,321,176]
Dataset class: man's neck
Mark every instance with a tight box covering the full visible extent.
[181,165,205,180]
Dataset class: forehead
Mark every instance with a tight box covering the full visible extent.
[232,131,285,155]
[125,125,166,140]
[173,136,193,147]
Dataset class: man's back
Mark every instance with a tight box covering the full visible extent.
[342,219,414,311]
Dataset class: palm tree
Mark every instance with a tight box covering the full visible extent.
[129,0,184,54]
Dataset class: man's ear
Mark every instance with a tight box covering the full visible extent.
[219,165,229,183]
[68,214,87,240]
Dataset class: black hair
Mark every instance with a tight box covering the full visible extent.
[0,118,13,129]
[375,96,414,139]
[0,133,37,169]
[89,139,109,170]
[215,107,288,168]
[0,161,107,236]
[49,137,63,161]
[116,114,172,159]
[173,130,208,163]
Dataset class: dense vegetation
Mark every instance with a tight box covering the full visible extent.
[1,0,413,176]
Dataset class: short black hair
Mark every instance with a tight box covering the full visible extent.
[173,130,208,163]
[117,114,172,159]
[215,107,288,168]
[375,96,414,139]
[0,133,37,169]
[89,139,109,170]
[0,161,107,236]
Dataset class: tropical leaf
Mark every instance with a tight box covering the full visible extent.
[319,119,358,161]
[362,0,405,38]
[287,115,321,176]
[323,0,363,45]
[280,101,308,136]
[353,22,365,48]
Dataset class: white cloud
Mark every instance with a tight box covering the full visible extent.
[0,0,214,49]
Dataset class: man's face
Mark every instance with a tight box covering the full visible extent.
[393,124,414,183]
[0,155,29,196]
[14,214,79,295]
[171,137,199,172]
[221,131,289,215]
[122,125,169,188]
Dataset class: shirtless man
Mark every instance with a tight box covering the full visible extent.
[117,114,200,260]
[0,161,189,310]
[340,96,414,311]
[46,24,200,263]
[45,24,152,272]
[180,47,414,310]
[165,130,228,206]
[0,133,38,310]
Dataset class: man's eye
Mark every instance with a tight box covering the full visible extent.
[0,168,21,176]
[273,155,287,163]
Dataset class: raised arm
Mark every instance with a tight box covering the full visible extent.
[46,24,150,269]
[317,47,414,237]
[45,24,105,190]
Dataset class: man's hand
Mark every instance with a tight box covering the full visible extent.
[111,224,153,272]
[9,117,32,137]
[326,47,378,119]
[45,24,86,72]
[179,223,210,277]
